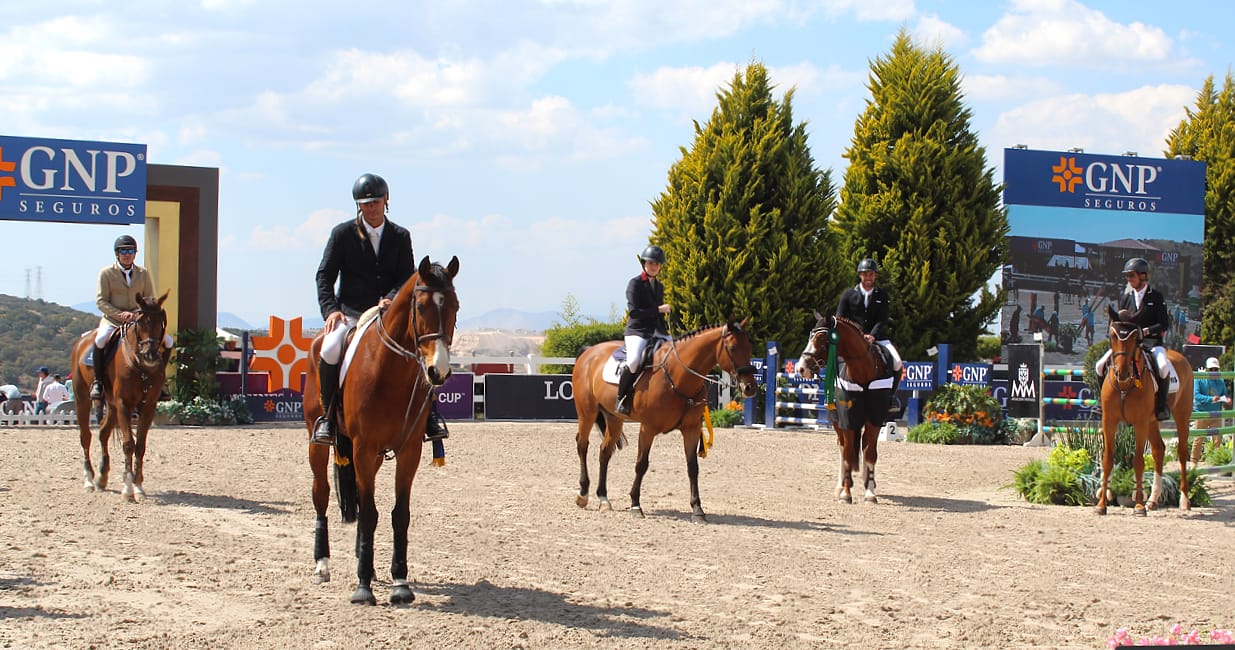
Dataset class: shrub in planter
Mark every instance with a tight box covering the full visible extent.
[922,384,1008,444]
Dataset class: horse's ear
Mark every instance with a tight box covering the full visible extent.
[1107,305,1120,322]
[446,255,460,278]
[418,255,431,277]
[739,316,750,330]
[156,290,170,307]
[1118,308,1135,322]
[813,309,824,322]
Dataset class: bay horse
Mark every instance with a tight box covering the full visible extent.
[304,255,459,605]
[70,291,171,501]
[1095,306,1193,515]
[797,311,894,504]
[572,318,757,522]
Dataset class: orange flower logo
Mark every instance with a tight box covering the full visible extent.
[249,316,315,392]
[0,147,16,200]
[1050,156,1083,193]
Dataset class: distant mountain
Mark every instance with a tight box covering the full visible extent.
[458,308,561,332]
[217,312,253,330]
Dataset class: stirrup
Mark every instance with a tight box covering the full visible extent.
[90,380,103,400]
[310,416,335,445]
[424,413,449,441]
[615,397,632,416]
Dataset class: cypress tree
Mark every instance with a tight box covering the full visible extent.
[650,62,841,352]
[833,31,1007,361]
[1165,74,1235,347]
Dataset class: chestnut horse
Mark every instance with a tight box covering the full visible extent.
[70,291,171,501]
[797,312,895,504]
[572,318,757,522]
[304,255,460,605]
[1095,307,1193,515]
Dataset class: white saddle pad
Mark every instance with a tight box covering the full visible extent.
[601,357,624,384]
[339,306,383,386]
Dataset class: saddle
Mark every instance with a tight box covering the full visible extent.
[339,305,385,387]
[603,338,666,384]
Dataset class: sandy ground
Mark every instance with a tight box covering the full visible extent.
[1,420,1232,649]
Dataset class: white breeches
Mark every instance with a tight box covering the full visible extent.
[95,319,173,349]
[624,334,668,372]
[876,340,902,370]
[320,317,357,365]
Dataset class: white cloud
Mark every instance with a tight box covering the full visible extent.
[913,14,966,50]
[0,16,151,87]
[974,0,1173,68]
[986,84,1195,158]
[962,74,1062,102]
[629,63,742,113]
[248,208,346,251]
[822,0,916,22]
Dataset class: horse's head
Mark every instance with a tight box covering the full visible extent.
[795,310,834,379]
[132,291,170,366]
[1106,305,1144,385]
[718,316,757,398]
[409,255,460,386]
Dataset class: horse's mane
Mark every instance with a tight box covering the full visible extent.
[675,323,727,342]
[832,315,863,334]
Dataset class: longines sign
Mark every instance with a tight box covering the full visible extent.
[0,134,147,224]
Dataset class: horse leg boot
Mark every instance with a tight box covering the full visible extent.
[615,365,636,416]
[312,360,340,445]
[424,401,449,441]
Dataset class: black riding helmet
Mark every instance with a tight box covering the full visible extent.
[114,234,137,252]
[1123,257,1150,275]
[638,245,666,265]
[857,258,879,273]
[352,173,389,204]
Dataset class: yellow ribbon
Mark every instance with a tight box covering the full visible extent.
[699,407,714,458]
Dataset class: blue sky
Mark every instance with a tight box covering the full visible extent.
[2,0,1233,328]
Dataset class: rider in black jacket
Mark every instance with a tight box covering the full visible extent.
[616,245,672,415]
[836,258,902,392]
[1096,257,1173,420]
[311,173,449,444]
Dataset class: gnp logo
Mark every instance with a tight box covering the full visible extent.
[1050,155,1162,211]
[0,135,147,225]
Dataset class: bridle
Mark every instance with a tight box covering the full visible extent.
[122,305,167,369]
[1107,323,1144,391]
[370,273,457,457]
[657,323,755,408]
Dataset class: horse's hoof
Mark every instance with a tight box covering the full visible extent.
[350,586,377,605]
[313,571,330,585]
[864,495,878,504]
[630,506,644,519]
[837,494,852,504]
[1133,505,1147,517]
[1146,501,1159,511]
[597,498,612,512]
[1095,505,1107,516]
[83,481,95,492]
[691,513,707,524]
[390,584,415,605]
[575,494,589,509]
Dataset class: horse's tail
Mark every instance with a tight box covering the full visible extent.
[593,410,625,450]
[333,434,358,523]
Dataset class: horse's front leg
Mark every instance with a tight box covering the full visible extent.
[628,425,656,518]
[836,430,856,504]
[309,444,332,583]
[130,404,156,499]
[117,406,139,502]
[1095,411,1118,515]
[680,426,706,523]
[1131,427,1151,516]
[350,454,380,605]
[1145,421,1166,511]
[596,414,623,512]
[389,448,421,606]
[94,404,117,492]
[79,408,97,491]
[575,416,592,509]
[861,423,879,504]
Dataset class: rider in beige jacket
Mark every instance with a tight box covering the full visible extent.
[90,235,172,398]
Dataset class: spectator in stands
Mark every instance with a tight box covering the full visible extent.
[1192,357,1231,463]
[34,367,52,414]
[41,374,71,408]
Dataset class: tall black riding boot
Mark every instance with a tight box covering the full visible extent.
[425,401,450,441]
[312,360,340,445]
[615,366,636,415]
[1155,376,1171,421]
[890,368,902,411]
[90,345,106,400]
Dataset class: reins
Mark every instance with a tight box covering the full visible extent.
[368,277,454,458]
[115,305,167,407]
